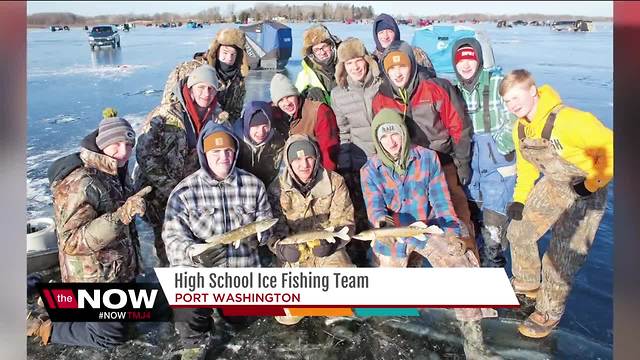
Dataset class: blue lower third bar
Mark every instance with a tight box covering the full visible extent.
[353,308,420,316]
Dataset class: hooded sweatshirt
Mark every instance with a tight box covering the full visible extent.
[163,121,273,268]
[360,109,462,236]
[371,109,410,176]
[371,14,436,77]
[452,37,516,155]
[233,101,286,187]
[511,85,613,203]
[372,14,401,55]
[372,40,473,169]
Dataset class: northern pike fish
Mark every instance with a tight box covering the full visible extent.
[189,218,278,257]
[277,226,350,245]
[352,221,444,243]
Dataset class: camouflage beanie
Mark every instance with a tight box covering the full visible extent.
[96,117,136,150]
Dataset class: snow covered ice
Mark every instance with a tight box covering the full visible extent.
[27,21,613,359]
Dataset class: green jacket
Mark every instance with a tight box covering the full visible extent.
[455,69,517,155]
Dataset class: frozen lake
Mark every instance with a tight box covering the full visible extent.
[27,21,613,359]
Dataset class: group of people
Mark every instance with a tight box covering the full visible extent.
[28,14,613,360]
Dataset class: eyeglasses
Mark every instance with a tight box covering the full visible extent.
[312,43,332,55]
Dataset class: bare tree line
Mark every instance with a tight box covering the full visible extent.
[28,3,375,27]
[28,3,610,27]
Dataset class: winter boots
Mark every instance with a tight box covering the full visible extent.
[274,315,304,325]
[511,278,540,299]
[458,320,502,360]
[518,311,561,339]
[26,312,53,346]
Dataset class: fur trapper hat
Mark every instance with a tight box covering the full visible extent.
[302,24,335,57]
[206,28,250,77]
[335,37,380,88]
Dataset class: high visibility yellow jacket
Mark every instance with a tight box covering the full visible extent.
[512,84,613,203]
[295,58,332,105]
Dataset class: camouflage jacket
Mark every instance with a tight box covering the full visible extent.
[50,143,139,283]
[161,58,246,121]
[267,135,355,246]
[135,80,213,226]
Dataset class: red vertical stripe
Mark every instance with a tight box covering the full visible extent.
[42,289,57,309]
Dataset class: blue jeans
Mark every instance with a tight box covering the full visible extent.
[51,321,127,349]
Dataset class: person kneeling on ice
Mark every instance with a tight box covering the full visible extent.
[28,111,147,349]
[162,122,273,358]
[372,40,479,262]
[267,135,355,325]
[500,69,613,339]
[360,109,499,359]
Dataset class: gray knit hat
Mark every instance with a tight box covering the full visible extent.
[187,64,222,89]
[376,123,403,141]
[96,117,136,150]
[287,139,317,163]
[270,73,299,104]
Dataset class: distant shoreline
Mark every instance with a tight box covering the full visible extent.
[28,19,613,30]
[28,10,612,29]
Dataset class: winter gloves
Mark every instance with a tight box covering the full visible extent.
[189,242,227,267]
[310,239,335,257]
[274,239,336,263]
[573,181,593,198]
[456,161,472,186]
[275,243,302,263]
[446,235,468,257]
[115,186,151,225]
[505,182,591,223]
[216,111,230,124]
[507,202,525,221]
[303,87,326,102]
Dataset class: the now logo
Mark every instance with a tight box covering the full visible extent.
[41,288,158,310]
[78,289,158,309]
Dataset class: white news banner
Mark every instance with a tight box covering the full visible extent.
[155,268,519,307]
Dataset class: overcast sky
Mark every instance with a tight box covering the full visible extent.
[27,1,613,18]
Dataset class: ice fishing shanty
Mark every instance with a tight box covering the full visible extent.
[240,20,292,70]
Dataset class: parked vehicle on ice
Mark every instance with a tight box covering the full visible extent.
[552,20,594,32]
[88,25,120,50]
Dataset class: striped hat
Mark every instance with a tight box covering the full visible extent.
[96,117,136,150]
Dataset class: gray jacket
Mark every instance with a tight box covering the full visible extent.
[330,56,383,172]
